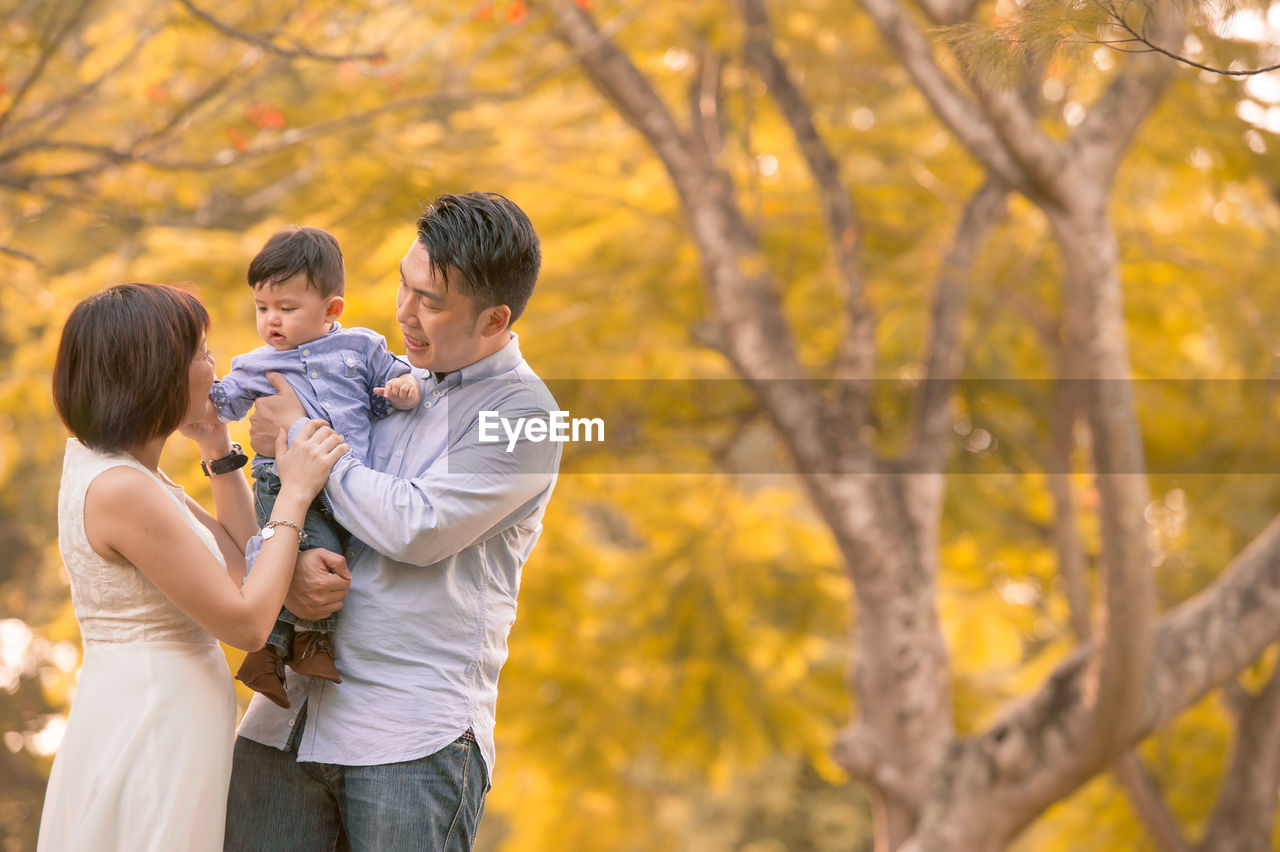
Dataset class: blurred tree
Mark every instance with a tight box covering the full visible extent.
[540,0,1280,849]
[2,1,876,849]
[4,0,1280,851]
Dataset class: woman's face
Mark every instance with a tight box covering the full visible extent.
[185,335,217,424]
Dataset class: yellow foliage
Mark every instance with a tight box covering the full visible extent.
[5,0,1280,849]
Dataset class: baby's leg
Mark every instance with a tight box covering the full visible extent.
[234,465,292,707]
[281,494,344,683]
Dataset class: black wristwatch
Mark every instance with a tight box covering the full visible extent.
[200,443,249,477]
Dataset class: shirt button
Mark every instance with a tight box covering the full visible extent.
[396,449,404,456]
[423,401,432,409]
[287,718,295,727]
[302,349,310,356]
[310,371,319,379]
[346,357,356,367]
[432,389,442,397]
[323,402,332,409]
[346,550,355,559]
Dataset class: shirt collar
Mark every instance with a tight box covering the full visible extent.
[431,332,523,392]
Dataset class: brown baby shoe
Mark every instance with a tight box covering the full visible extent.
[235,647,290,708]
[287,631,341,683]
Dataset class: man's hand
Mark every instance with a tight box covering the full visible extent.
[285,548,352,621]
[374,374,422,410]
[248,372,307,456]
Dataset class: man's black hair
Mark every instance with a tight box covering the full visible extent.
[416,193,541,323]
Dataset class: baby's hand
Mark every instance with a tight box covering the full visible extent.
[375,374,422,410]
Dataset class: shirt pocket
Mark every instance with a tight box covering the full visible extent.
[340,350,365,379]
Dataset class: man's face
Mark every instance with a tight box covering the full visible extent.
[254,272,340,351]
[396,240,491,373]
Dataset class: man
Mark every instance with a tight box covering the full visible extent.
[224,192,560,851]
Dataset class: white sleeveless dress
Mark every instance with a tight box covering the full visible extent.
[38,438,237,852]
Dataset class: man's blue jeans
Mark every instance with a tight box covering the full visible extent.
[224,708,488,851]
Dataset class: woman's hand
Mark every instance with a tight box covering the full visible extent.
[180,396,234,460]
[273,420,349,500]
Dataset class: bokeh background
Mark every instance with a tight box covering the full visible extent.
[4,0,1280,849]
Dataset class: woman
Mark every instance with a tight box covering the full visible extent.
[37,283,348,851]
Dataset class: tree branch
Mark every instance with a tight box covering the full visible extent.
[0,0,97,131]
[1093,0,1278,76]
[1072,1,1181,180]
[917,0,984,26]
[1113,753,1193,852]
[1197,665,1280,852]
[738,0,875,443]
[547,0,838,475]
[0,80,526,186]
[912,510,1280,848]
[833,722,920,805]
[1043,352,1186,852]
[0,65,242,176]
[0,244,42,266]
[906,178,1007,471]
[856,0,1029,191]
[968,83,1067,198]
[1047,206,1154,760]
[686,48,727,168]
[1048,387,1092,642]
[0,22,161,143]
[175,0,386,63]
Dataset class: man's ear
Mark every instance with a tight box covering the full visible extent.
[325,296,345,321]
[478,304,512,338]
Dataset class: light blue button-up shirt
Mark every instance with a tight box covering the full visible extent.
[237,333,560,781]
[210,323,410,465]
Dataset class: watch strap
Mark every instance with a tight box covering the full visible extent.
[200,443,248,477]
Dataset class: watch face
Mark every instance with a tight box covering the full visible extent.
[261,526,276,540]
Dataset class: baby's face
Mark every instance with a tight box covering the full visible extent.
[253,272,339,350]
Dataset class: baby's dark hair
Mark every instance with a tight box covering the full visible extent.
[248,226,345,297]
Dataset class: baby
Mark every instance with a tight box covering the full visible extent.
[210,226,420,708]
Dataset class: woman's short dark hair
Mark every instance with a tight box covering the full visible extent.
[53,283,210,453]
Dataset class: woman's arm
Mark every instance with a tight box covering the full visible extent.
[180,401,257,551]
[84,423,348,650]
[185,494,250,582]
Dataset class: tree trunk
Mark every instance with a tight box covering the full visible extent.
[814,474,951,850]
[546,1,1280,849]
[1047,199,1155,759]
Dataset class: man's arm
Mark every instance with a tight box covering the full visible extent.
[285,548,352,620]
[324,409,559,567]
